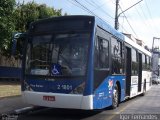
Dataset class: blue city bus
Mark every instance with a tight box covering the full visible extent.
[13,15,152,110]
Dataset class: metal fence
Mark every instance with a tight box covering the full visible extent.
[0,66,22,79]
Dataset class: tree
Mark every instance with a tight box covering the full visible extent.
[12,1,64,58]
[1,1,65,56]
[0,0,15,55]
[14,1,64,32]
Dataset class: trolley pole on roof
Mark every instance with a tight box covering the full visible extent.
[114,0,143,30]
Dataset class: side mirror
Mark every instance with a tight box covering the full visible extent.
[12,32,27,58]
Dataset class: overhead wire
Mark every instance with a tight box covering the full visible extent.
[119,18,129,34]
[84,0,97,7]
[67,0,90,14]
[119,0,160,48]
[111,0,130,34]
[132,3,155,35]
[73,0,103,18]
[86,0,114,19]
[118,5,139,38]
[139,3,156,33]
[144,0,159,35]
[69,0,113,25]
[118,0,158,41]
[144,0,160,47]
[67,0,158,42]
[68,0,139,37]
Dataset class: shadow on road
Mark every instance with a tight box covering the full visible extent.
[18,108,103,120]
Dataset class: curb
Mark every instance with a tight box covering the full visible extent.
[0,95,21,100]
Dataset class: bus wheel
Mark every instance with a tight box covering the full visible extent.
[111,85,119,109]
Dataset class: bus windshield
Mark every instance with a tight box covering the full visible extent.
[25,33,90,77]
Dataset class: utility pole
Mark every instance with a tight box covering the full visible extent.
[152,37,160,51]
[115,0,119,30]
[114,0,143,30]
[152,37,160,79]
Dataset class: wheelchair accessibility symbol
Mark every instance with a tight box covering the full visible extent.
[51,64,61,75]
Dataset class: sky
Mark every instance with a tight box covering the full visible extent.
[16,0,160,49]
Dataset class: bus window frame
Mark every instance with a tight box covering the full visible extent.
[94,26,112,71]
[111,36,124,75]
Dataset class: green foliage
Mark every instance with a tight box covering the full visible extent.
[0,0,15,55]
[0,0,64,56]
[14,2,63,32]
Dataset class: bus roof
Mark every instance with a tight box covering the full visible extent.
[94,17,124,41]
[94,16,151,57]
[29,15,95,34]
[30,15,94,25]
[29,15,151,56]
[30,15,124,40]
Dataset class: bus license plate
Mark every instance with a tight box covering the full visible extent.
[43,96,55,101]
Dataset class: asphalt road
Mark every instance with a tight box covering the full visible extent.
[2,84,160,120]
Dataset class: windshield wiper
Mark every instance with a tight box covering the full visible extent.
[29,59,48,63]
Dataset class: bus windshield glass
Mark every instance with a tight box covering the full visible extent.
[25,33,90,77]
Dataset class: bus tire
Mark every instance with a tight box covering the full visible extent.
[111,84,119,109]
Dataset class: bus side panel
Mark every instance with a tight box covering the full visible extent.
[130,76,138,97]
[142,71,152,91]
[93,75,125,109]
[93,78,111,109]
[129,71,151,98]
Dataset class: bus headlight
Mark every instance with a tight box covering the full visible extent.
[70,82,85,94]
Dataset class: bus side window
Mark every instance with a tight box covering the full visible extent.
[142,54,145,70]
[111,37,123,74]
[94,37,109,69]
[146,56,150,70]
[131,49,138,76]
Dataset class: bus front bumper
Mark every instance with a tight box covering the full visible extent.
[22,91,93,110]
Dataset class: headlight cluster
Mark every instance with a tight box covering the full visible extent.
[70,82,85,94]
